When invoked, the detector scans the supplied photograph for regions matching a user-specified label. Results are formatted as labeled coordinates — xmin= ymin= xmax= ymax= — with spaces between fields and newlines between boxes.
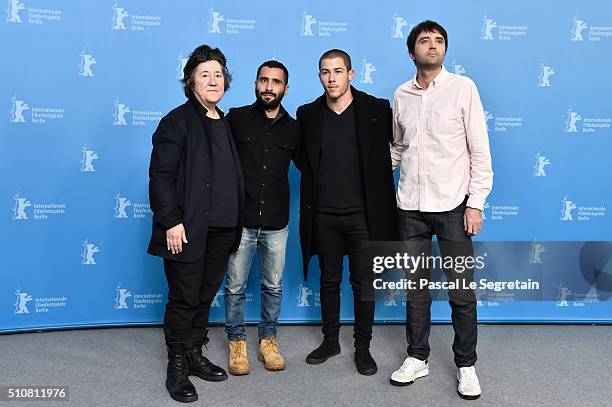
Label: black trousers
xmin=163 ymin=227 xmax=236 ymax=348
xmin=399 ymin=199 xmax=477 ymax=367
xmin=314 ymin=211 xmax=374 ymax=349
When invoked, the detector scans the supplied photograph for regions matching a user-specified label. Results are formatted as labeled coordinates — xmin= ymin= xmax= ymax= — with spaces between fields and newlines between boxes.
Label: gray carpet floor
xmin=1 ymin=325 xmax=610 ymax=407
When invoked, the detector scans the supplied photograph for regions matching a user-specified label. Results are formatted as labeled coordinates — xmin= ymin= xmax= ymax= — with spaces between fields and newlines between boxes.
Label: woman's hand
xmin=166 ymin=223 xmax=188 ymax=254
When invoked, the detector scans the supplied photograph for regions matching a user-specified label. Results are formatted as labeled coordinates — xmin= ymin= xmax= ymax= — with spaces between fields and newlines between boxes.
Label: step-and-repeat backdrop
xmin=2 ymin=0 xmax=611 ymax=332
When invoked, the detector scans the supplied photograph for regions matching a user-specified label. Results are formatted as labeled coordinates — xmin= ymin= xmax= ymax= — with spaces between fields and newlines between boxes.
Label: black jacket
xmin=297 ymin=87 xmax=399 ymax=279
xmin=227 ymin=102 xmax=301 ymax=229
xmin=147 ymin=97 xmax=245 ymax=263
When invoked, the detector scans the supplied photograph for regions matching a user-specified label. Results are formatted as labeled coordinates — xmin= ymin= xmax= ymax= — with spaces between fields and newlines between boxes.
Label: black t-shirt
xmin=316 ymin=103 xmax=364 ymax=214
xmin=207 ymin=117 xmax=238 ymax=227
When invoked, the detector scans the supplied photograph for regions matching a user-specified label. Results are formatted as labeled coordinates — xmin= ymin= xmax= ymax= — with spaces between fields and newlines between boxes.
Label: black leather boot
xmin=166 ymin=342 xmax=198 ymax=403
xmin=186 ymin=331 xmax=228 ymax=382
xmin=305 ymin=338 xmax=341 ymax=364
xmin=354 ymin=347 xmax=377 ymax=375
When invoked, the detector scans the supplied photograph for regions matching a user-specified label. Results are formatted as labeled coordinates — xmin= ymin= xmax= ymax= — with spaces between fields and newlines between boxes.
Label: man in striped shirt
xmin=389 ymin=20 xmax=493 ymax=400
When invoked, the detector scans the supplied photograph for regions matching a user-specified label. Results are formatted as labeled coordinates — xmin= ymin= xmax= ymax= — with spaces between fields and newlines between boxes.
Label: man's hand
xmin=166 ymin=223 xmax=188 ymax=254
xmin=464 ymin=207 xmax=483 ymax=236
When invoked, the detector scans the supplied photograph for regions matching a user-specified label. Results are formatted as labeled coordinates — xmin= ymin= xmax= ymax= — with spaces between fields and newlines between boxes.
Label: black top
xmin=157 ymin=105 xmax=240 ymax=230
xmin=227 ymin=102 xmax=301 ymax=230
xmin=206 ymin=116 xmax=239 ymax=227
xmin=296 ymin=87 xmax=400 ymax=278
xmin=316 ymin=103 xmax=364 ymax=214
xmin=148 ymin=97 xmax=246 ymax=262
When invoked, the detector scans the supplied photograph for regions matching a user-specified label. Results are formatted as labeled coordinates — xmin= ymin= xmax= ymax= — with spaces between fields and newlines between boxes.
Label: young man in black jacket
xmin=297 ymin=49 xmax=398 ymax=375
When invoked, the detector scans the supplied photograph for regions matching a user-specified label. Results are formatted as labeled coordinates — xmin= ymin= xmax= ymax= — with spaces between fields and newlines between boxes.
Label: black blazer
xmin=296 ymin=87 xmax=399 ymax=279
xmin=147 ymin=97 xmax=245 ymax=263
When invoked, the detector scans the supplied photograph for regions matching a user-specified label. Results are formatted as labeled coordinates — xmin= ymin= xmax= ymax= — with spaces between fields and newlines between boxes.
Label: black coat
xmin=296 ymin=87 xmax=399 ymax=279
xmin=147 ymin=97 xmax=245 ymax=263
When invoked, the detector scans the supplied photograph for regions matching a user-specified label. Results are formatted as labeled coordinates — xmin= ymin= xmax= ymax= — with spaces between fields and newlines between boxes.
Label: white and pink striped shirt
xmin=391 ymin=66 xmax=493 ymax=212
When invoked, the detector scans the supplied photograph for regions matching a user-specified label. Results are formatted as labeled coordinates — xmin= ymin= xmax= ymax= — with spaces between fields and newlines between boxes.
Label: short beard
xmin=414 ymin=55 xmax=444 ymax=70
xmin=256 ymin=90 xmax=285 ymax=110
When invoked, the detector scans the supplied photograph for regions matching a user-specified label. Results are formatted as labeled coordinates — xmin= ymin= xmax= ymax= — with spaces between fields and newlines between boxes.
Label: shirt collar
xmin=190 ymin=96 xmax=224 ymax=119
xmin=249 ymin=100 xmax=287 ymax=121
xmin=411 ymin=65 xmax=449 ymax=90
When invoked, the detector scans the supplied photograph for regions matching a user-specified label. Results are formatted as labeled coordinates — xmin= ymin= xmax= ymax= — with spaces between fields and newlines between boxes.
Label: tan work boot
xmin=258 ymin=337 xmax=285 ymax=371
xmin=228 ymin=339 xmax=249 ymax=375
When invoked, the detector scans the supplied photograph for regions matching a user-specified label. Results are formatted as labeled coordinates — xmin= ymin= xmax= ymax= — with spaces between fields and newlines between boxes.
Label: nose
xmin=209 ymin=75 xmax=218 ymax=86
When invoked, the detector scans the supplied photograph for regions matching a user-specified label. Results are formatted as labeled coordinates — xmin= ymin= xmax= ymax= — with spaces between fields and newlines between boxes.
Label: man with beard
xmin=224 ymin=60 xmax=300 ymax=375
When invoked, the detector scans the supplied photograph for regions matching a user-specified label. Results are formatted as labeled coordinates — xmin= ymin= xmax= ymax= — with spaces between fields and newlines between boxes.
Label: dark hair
xmin=318 ymin=49 xmax=352 ymax=71
xmin=256 ymin=60 xmax=289 ymax=84
xmin=181 ymin=45 xmax=232 ymax=98
xmin=406 ymin=20 xmax=448 ymax=56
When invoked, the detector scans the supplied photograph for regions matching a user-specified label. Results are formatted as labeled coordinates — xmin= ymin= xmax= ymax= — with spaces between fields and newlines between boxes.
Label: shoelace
xmin=173 ymin=356 xmax=189 ymax=382
xmin=230 ymin=341 xmax=247 ymax=359
xmin=460 ymin=367 xmax=479 ymax=385
xmin=399 ymin=357 xmax=420 ymax=372
xmin=188 ymin=348 xmax=206 ymax=363
xmin=261 ymin=338 xmax=280 ymax=355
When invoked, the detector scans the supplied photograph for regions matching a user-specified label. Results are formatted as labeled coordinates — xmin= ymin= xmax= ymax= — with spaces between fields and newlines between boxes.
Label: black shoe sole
xmin=390 ymin=378 xmax=414 ymax=386
xmin=169 ymin=394 xmax=198 ymax=403
xmin=356 ymin=366 xmax=377 ymax=376
xmin=189 ymin=370 xmax=228 ymax=382
xmin=305 ymin=348 xmax=341 ymax=365
xmin=228 ymin=370 xmax=250 ymax=376
xmin=166 ymin=385 xmax=198 ymax=403
xmin=457 ymin=390 xmax=481 ymax=400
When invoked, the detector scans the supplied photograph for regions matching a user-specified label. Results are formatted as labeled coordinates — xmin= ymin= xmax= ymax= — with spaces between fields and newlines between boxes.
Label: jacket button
xmin=204 ymin=210 xmax=208 ymax=215
xmin=262 ymin=165 xmax=267 ymax=170
xmin=205 ymin=183 xmax=210 ymax=187
xmin=206 ymin=154 xmax=211 ymax=159
xmin=307 ymin=204 xmax=312 ymax=209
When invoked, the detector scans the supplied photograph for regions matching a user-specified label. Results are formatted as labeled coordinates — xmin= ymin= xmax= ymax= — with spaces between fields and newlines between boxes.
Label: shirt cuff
xmin=466 ymin=195 xmax=485 ymax=211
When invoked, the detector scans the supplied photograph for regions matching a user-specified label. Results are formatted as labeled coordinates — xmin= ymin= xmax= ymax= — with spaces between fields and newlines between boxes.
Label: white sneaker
xmin=390 ymin=357 xmax=429 ymax=386
xmin=457 ymin=366 xmax=481 ymax=400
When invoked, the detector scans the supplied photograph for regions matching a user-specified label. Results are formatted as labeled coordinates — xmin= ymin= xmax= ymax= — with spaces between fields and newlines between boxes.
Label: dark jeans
xmin=163 ymin=227 xmax=236 ymax=348
xmin=399 ymin=199 xmax=477 ymax=367
xmin=314 ymin=211 xmax=374 ymax=349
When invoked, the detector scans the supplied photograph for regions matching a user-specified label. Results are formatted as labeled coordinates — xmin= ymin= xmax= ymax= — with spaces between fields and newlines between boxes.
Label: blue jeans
xmin=224 ymin=226 xmax=288 ymax=340
xmin=398 ymin=197 xmax=477 ymax=367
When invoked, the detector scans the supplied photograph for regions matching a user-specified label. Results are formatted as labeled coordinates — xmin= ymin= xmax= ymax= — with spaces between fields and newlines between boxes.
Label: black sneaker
xmin=354 ymin=348 xmax=377 ymax=375
xmin=305 ymin=340 xmax=340 ymax=364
